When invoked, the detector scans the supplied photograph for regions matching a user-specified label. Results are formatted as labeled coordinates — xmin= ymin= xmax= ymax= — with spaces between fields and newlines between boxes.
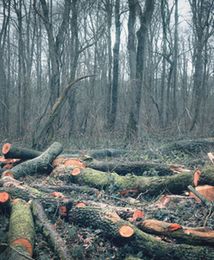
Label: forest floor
xmin=0 ymin=137 xmax=214 ymax=259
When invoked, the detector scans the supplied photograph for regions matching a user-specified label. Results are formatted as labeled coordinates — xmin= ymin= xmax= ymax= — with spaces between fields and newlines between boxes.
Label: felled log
xmin=32 ymin=183 xmax=100 ymax=196
xmin=3 ymin=142 xmax=63 ymax=179
xmin=2 ymin=143 xmax=41 ymax=160
xmin=87 ymin=160 xmax=189 ymax=176
xmin=8 ymin=199 xmax=34 ymax=259
xmin=0 ymin=191 xmax=11 ymax=213
xmin=87 ymin=149 xmax=127 ymax=159
xmin=138 ymin=219 xmax=214 ymax=246
xmin=31 ymin=200 xmax=71 ymax=260
xmin=68 ymin=206 xmax=214 ymax=260
xmin=159 ymin=138 xmax=214 ymax=155
xmin=69 ymin=166 xmax=214 ymax=196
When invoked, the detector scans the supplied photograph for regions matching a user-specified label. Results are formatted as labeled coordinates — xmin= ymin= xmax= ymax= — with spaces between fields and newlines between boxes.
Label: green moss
xmin=9 ymin=199 xmax=34 ymax=252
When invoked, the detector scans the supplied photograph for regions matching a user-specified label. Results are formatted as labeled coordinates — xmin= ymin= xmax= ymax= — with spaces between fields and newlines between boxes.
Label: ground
xmin=0 ymin=138 xmax=214 ymax=259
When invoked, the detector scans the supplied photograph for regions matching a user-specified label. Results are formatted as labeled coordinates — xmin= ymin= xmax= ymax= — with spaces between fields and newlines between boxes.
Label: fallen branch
xmin=32 ymin=75 xmax=95 ymax=149
xmin=87 ymin=160 xmax=189 ymax=176
xmin=3 ymin=142 xmax=63 ymax=179
xmin=2 ymin=143 xmax=41 ymax=160
xmin=31 ymin=200 xmax=72 ymax=260
xmin=188 ymin=185 xmax=212 ymax=206
xmin=138 ymin=219 xmax=214 ymax=246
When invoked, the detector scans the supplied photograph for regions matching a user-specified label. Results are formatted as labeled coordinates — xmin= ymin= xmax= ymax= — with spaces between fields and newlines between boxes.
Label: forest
xmin=0 ymin=0 xmax=214 ymax=259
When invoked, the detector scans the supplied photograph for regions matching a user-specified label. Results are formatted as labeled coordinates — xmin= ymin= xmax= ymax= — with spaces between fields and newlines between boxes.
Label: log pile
xmin=0 ymin=140 xmax=214 ymax=259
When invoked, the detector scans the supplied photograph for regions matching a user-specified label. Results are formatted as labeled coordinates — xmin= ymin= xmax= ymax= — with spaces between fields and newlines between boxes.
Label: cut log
xmin=159 ymin=138 xmax=214 ymax=155
xmin=0 ymin=191 xmax=11 ymax=213
xmin=8 ymin=199 xmax=34 ymax=258
xmin=87 ymin=149 xmax=127 ymax=159
xmin=2 ymin=143 xmax=41 ymax=160
xmin=69 ymin=166 xmax=214 ymax=196
xmin=3 ymin=142 xmax=63 ymax=179
xmin=68 ymin=206 xmax=214 ymax=260
xmin=138 ymin=219 xmax=214 ymax=246
xmin=31 ymin=200 xmax=72 ymax=260
xmin=31 ymin=183 xmax=100 ymax=196
xmin=87 ymin=160 xmax=189 ymax=176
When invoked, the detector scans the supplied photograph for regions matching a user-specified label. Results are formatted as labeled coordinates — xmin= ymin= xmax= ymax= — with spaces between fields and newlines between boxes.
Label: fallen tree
xmin=2 ymin=142 xmax=63 ymax=179
xmin=68 ymin=206 xmax=214 ymax=260
xmin=68 ymin=166 xmax=214 ymax=196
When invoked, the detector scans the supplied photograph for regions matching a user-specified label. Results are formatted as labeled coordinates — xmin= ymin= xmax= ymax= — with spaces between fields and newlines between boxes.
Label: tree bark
xmin=4 ymin=142 xmax=63 ymax=179
xmin=8 ymin=199 xmax=34 ymax=259
xmin=68 ymin=206 xmax=214 ymax=260
xmin=138 ymin=219 xmax=214 ymax=246
xmin=31 ymin=200 xmax=72 ymax=260
xmin=69 ymin=166 xmax=214 ymax=196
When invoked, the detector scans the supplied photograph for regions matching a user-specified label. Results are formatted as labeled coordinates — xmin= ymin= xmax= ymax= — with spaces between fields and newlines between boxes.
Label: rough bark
xmin=8 ymin=199 xmax=34 ymax=259
xmin=87 ymin=160 xmax=181 ymax=176
xmin=2 ymin=143 xmax=41 ymax=160
xmin=68 ymin=206 xmax=214 ymax=260
xmin=3 ymin=142 xmax=63 ymax=179
xmin=69 ymin=166 xmax=214 ymax=196
xmin=31 ymin=200 xmax=72 ymax=260
xmin=138 ymin=219 xmax=214 ymax=246
xmin=159 ymin=138 xmax=214 ymax=155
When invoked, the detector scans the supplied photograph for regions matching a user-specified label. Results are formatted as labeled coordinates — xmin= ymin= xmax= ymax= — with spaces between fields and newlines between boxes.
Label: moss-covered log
xmin=8 ymin=199 xmax=34 ymax=259
xmin=2 ymin=143 xmax=41 ymax=160
xmin=138 ymin=219 xmax=214 ymax=246
xmin=3 ymin=142 xmax=63 ymax=179
xmin=87 ymin=160 xmax=179 ymax=176
xmin=68 ymin=206 xmax=214 ymax=260
xmin=69 ymin=166 xmax=214 ymax=196
xmin=31 ymin=200 xmax=72 ymax=260
xmin=159 ymin=138 xmax=214 ymax=155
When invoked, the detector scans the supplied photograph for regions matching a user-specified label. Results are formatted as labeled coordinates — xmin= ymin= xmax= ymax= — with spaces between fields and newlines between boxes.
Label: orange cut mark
xmin=2 ymin=143 xmax=11 ymax=155
xmin=3 ymin=164 xmax=13 ymax=169
xmin=120 ymin=189 xmax=139 ymax=196
xmin=119 ymin=225 xmax=134 ymax=238
xmin=50 ymin=192 xmax=65 ymax=199
xmin=156 ymin=195 xmax=171 ymax=208
xmin=2 ymin=170 xmax=14 ymax=177
xmin=168 ymin=223 xmax=183 ymax=232
xmin=75 ymin=202 xmax=86 ymax=208
xmin=11 ymin=238 xmax=33 ymax=256
xmin=129 ymin=210 xmax=144 ymax=222
xmin=0 ymin=192 xmax=10 ymax=204
xmin=71 ymin=168 xmax=81 ymax=176
xmin=59 ymin=206 xmax=67 ymax=216
xmin=193 ymin=169 xmax=201 ymax=187
xmin=64 ymin=159 xmax=86 ymax=168
xmin=190 ymin=185 xmax=214 ymax=202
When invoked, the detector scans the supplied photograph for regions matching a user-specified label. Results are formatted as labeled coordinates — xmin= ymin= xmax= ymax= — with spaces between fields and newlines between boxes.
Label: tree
xmin=108 ymin=0 xmax=121 ymax=129
xmin=126 ymin=0 xmax=155 ymax=138
xmin=189 ymin=0 xmax=214 ymax=131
